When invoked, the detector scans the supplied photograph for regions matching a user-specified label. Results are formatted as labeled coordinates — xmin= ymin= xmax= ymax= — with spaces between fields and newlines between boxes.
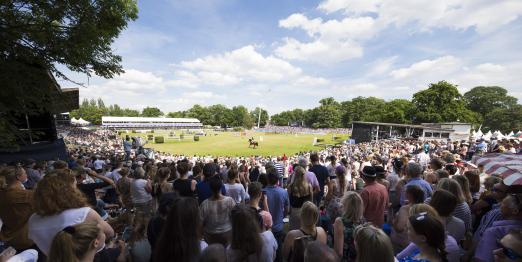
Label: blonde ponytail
xmin=48 ymin=222 xmax=100 ymax=262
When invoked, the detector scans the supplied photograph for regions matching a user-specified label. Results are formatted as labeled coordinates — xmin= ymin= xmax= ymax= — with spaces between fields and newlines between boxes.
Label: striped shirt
xmin=452 ymin=201 xmax=472 ymax=232
xmin=473 ymin=204 xmax=502 ymax=240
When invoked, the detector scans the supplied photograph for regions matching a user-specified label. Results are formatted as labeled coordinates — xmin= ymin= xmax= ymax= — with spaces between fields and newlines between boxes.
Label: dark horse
xmin=248 ymin=138 xmax=258 ymax=149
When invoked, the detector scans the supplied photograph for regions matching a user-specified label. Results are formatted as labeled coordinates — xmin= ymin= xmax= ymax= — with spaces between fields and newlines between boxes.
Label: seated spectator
xmin=0 ymin=167 xmax=35 ymax=250
xmin=474 ymin=194 xmax=522 ymax=262
xmin=48 ymin=222 xmax=106 ymax=262
xmin=398 ymin=213 xmax=448 ymax=262
xmin=333 ymin=191 xmax=364 ymax=260
xmin=227 ymin=205 xmax=277 ymax=262
xmin=287 ymin=166 xmax=313 ymax=230
xmin=493 ymin=229 xmax=522 ymax=262
xmin=283 ymin=201 xmax=327 ymax=262
xmin=173 ymin=161 xmax=197 ymax=197
xmin=28 ymin=170 xmax=114 ymax=256
xmin=303 ymin=241 xmax=339 ymax=262
xmin=391 ymin=184 xmax=426 ymax=252
xmin=200 ymin=176 xmax=235 ymax=246
xmin=248 ymin=182 xmax=272 ymax=231
xmin=354 ymin=225 xmax=395 ymax=262
xmin=429 ymin=189 xmax=465 ymax=242
xmin=225 ymin=168 xmax=249 ymax=204
xmin=154 ymin=197 xmax=207 ymax=262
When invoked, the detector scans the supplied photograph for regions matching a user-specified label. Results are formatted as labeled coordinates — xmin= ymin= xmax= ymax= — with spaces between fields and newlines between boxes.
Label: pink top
xmin=361 ymin=182 xmax=389 ymax=227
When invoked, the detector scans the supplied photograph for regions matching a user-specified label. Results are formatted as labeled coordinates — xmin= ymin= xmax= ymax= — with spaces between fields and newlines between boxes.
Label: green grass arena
xmin=121 ymin=131 xmax=349 ymax=156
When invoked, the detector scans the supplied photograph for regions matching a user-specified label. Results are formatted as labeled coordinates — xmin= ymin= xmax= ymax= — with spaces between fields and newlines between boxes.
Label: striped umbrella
xmin=472 ymin=153 xmax=522 ymax=186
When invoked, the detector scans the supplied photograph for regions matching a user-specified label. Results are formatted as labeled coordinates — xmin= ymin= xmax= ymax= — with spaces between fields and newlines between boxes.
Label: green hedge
xmin=194 ymin=136 xmax=200 ymax=141
xmin=180 ymin=134 xmax=184 ymax=139
xmin=147 ymin=135 xmax=153 ymax=140
xmin=154 ymin=136 xmax=164 ymax=143
xmin=317 ymin=139 xmax=325 ymax=143
xmin=233 ymin=127 xmax=243 ymax=132
xmin=150 ymin=130 xmax=154 ymax=133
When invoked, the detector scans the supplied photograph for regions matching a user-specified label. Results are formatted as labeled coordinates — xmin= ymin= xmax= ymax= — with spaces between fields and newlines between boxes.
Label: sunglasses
xmin=497 ymin=240 xmax=522 ymax=260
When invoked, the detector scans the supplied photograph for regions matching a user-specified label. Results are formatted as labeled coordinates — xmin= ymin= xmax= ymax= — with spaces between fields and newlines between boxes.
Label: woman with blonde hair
xmin=0 ymin=166 xmax=34 ymax=250
xmin=287 ymin=166 xmax=313 ymax=230
xmin=28 ymin=169 xmax=114 ymax=256
xmin=354 ymin=225 xmax=395 ymax=262
xmin=333 ymin=191 xmax=364 ymax=261
xmin=48 ymin=222 xmax=106 ymax=262
xmin=283 ymin=201 xmax=327 ymax=262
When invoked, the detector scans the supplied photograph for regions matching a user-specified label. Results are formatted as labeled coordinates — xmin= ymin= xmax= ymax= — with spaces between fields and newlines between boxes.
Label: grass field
xmin=122 ymin=131 xmax=349 ymax=156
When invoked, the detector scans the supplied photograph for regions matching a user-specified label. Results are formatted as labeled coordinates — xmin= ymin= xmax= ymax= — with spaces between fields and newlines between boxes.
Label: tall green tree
xmin=483 ymin=105 xmax=522 ymax=133
xmin=382 ymin=99 xmax=414 ymax=123
xmin=464 ymin=86 xmax=517 ymax=120
xmin=412 ymin=81 xmax=479 ymax=124
xmin=231 ymin=106 xmax=253 ymax=128
xmin=313 ymin=97 xmax=341 ymax=128
xmin=141 ymin=107 xmax=163 ymax=117
xmin=250 ymin=107 xmax=269 ymax=127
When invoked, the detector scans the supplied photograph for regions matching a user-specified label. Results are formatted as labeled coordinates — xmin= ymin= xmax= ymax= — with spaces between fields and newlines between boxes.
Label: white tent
xmin=77 ymin=118 xmax=90 ymax=126
xmin=483 ymin=130 xmax=492 ymax=141
xmin=70 ymin=117 xmax=79 ymax=124
xmin=493 ymin=131 xmax=504 ymax=140
xmin=508 ymin=131 xmax=515 ymax=137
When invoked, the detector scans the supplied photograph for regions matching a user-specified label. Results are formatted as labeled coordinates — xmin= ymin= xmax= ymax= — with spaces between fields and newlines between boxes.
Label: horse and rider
xmin=248 ymin=137 xmax=258 ymax=149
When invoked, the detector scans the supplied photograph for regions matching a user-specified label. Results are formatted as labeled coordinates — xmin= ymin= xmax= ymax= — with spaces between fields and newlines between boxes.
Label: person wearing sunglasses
xmin=475 ymin=194 xmax=522 ymax=262
xmin=493 ymin=229 xmax=522 ymax=262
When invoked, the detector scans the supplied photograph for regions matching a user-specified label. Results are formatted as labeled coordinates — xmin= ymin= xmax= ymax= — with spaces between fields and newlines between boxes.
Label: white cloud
xmin=277 ymin=0 xmax=522 ymax=64
xmin=170 ymin=45 xmax=328 ymax=88
xmin=275 ymin=14 xmax=377 ymax=63
xmin=390 ymin=56 xmax=462 ymax=79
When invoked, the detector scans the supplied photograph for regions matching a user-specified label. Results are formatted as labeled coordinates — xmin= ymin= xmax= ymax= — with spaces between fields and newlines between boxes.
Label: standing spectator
xmin=227 ymin=205 xmax=278 ymax=262
xmin=401 ymin=163 xmax=433 ymax=206
xmin=429 ymin=190 xmax=465 ymax=242
xmin=116 ymin=168 xmax=133 ymax=209
xmin=434 ymin=178 xmax=472 ymax=232
xmin=173 ymin=162 xmax=196 ymax=197
xmin=391 ymin=185 xmax=426 ymax=252
xmin=152 ymin=167 xmax=174 ymax=206
xmin=354 ymin=225 xmax=395 ymax=262
xmin=224 ymin=168 xmax=249 ymax=204
xmin=74 ymin=168 xmax=116 ymax=218
xmin=474 ymin=194 xmax=522 ymax=262
xmin=127 ymin=217 xmax=152 ymax=262
xmin=28 ymin=170 xmax=114 ymax=256
xmin=325 ymin=165 xmax=348 ymax=223
xmin=47 ymin=222 xmax=107 ymax=262
xmin=398 ymin=213 xmax=448 ymax=262
xmin=0 ymin=167 xmax=34 ymax=250
xmin=200 ymin=176 xmax=235 ymax=246
xmin=248 ymin=182 xmax=272 ymax=231
xmin=296 ymin=158 xmax=320 ymax=194
xmin=287 ymin=166 xmax=313 ymax=230
xmin=23 ymin=159 xmax=41 ymax=190
xmin=282 ymin=202 xmax=327 ymax=262
xmin=123 ymin=136 xmax=132 ymax=161
xmin=197 ymin=163 xmax=226 ymax=205
xmin=130 ymin=168 xmax=153 ymax=220
xmin=327 ymin=156 xmax=338 ymax=178
xmin=263 ymin=169 xmax=289 ymax=262
xmin=333 ymin=191 xmax=364 ymax=261
xmin=360 ymin=166 xmax=389 ymax=227
xmin=303 ymin=241 xmax=339 ymax=262
xmin=309 ymin=153 xmax=330 ymax=206
xmin=453 ymin=175 xmax=473 ymax=206
xmin=154 ymin=197 xmax=207 ymax=262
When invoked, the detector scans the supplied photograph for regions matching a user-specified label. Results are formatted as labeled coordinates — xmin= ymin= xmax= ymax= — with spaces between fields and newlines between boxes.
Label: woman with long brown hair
xmin=325 ymin=165 xmax=348 ymax=222
xmin=28 ymin=169 xmax=114 ymax=256
xmin=287 ymin=166 xmax=313 ymax=230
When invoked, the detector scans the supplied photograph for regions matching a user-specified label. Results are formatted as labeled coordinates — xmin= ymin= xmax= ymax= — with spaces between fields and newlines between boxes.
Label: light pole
xmin=257 ymin=107 xmax=262 ymax=128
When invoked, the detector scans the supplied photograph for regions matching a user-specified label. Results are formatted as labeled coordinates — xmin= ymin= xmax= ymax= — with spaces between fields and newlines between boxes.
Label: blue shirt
xmin=196 ymin=180 xmax=226 ymax=204
xmin=400 ymin=177 xmax=433 ymax=205
xmin=263 ymin=185 xmax=289 ymax=233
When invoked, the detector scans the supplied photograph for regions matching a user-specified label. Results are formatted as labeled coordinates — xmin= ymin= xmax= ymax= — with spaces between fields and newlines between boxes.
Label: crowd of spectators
xmin=1 ymin=126 xmax=521 ymax=262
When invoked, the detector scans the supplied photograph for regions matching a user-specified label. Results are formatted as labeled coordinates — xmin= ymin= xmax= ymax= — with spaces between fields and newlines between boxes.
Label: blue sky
xmin=64 ymin=0 xmax=522 ymax=114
